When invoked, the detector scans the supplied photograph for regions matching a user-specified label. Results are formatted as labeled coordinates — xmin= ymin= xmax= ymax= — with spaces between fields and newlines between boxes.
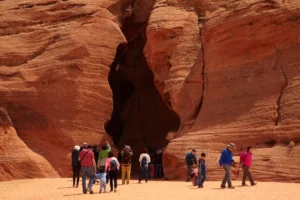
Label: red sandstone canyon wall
xmin=144 ymin=0 xmax=300 ymax=182
xmin=1 ymin=0 xmax=300 ymax=182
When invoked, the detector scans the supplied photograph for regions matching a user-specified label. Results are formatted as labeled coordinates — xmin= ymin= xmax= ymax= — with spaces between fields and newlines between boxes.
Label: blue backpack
xmin=110 ymin=159 xmax=117 ymax=170
xmin=141 ymin=156 xmax=147 ymax=167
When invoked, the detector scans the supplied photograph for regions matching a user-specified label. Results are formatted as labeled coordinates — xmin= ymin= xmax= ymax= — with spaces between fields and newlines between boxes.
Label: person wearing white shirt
xmin=138 ymin=148 xmax=151 ymax=183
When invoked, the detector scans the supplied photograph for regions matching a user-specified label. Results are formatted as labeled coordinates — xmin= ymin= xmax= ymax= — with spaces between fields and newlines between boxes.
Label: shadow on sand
xmin=57 ymin=187 xmax=74 ymax=189
xmin=63 ymin=193 xmax=82 ymax=197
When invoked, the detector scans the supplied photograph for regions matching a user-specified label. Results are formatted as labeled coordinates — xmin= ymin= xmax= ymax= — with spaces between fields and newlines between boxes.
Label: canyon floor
xmin=0 ymin=178 xmax=299 ymax=200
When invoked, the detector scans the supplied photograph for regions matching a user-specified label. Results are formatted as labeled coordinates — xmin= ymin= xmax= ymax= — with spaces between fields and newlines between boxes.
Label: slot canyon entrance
xmin=105 ymin=14 xmax=180 ymax=173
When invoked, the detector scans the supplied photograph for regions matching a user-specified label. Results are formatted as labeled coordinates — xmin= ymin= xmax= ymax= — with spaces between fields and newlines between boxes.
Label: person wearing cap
xmin=185 ymin=149 xmax=197 ymax=182
xmin=219 ymin=143 xmax=237 ymax=189
xmin=240 ymin=146 xmax=257 ymax=186
xmin=80 ymin=142 xmax=88 ymax=152
xmin=79 ymin=145 xmax=96 ymax=194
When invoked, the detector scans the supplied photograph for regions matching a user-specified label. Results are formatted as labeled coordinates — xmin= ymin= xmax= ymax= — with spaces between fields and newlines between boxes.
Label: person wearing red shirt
xmin=79 ymin=145 xmax=96 ymax=194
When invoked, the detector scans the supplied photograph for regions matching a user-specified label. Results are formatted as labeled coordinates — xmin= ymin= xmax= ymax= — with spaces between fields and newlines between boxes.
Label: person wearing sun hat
xmin=219 ymin=143 xmax=237 ymax=189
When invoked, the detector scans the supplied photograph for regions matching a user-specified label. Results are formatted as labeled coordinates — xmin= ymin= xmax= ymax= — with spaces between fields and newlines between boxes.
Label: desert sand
xmin=0 ymin=178 xmax=299 ymax=200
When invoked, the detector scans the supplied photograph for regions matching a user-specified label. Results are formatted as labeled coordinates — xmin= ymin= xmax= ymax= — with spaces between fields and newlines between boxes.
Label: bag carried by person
xmin=123 ymin=151 xmax=132 ymax=165
xmin=110 ymin=159 xmax=118 ymax=170
xmin=141 ymin=156 xmax=147 ymax=167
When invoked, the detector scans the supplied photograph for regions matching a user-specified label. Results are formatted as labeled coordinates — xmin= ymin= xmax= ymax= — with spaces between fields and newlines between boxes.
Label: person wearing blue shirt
xmin=185 ymin=149 xmax=197 ymax=182
xmin=197 ymin=153 xmax=207 ymax=188
xmin=219 ymin=143 xmax=237 ymax=189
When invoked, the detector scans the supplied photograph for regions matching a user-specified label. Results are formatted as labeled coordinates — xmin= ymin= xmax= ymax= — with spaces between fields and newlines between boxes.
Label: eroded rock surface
xmin=0 ymin=0 xmax=125 ymax=179
xmin=146 ymin=0 xmax=300 ymax=182
xmin=1 ymin=0 xmax=300 ymax=182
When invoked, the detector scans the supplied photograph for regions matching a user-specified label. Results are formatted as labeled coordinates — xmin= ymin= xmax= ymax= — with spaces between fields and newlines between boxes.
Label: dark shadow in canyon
xmin=105 ymin=14 xmax=180 ymax=173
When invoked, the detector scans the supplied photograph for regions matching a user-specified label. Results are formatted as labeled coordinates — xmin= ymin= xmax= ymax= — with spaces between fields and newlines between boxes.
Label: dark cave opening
xmin=104 ymin=13 xmax=180 ymax=173
xmin=105 ymin=43 xmax=135 ymax=145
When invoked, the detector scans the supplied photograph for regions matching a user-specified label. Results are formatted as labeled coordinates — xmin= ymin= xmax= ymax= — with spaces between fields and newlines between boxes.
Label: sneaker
xmin=138 ymin=181 xmax=141 ymax=184
xmin=110 ymin=190 xmax=113 ymax=192
xmin=251 ymin=183 xmax=257 ymax=186
xmin=228 ymin=186 xmax=235 ymax=189
xmin=114 ymin=189 xmax=117 ymax=193
xmin=220 ymin=185 xmax=226 ymax=189
xmin=99 ymin=189 xmax=102 ymax=194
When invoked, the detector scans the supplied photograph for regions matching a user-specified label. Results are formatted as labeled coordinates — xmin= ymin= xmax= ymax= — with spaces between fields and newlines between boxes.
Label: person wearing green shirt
xmin=97 ymin=141 xmax=111 ymax=183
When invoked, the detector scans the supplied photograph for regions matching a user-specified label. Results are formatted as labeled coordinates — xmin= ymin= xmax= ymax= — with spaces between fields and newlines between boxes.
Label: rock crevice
xmin=275 ymin=62 xmax=289 ymax=126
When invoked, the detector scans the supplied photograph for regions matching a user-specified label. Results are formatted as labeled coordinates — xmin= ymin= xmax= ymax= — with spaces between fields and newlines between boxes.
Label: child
xmin=191 ymin=167 xmax=198 ymax=186
xmin=198 ymin=153 xmax=207 ymax=188
xmin=95 ymin=168 xmax=107 ymax=193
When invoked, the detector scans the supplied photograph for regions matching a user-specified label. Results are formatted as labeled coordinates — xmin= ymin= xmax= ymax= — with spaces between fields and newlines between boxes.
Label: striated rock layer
xmin=0 ymin=0 xmax=125 ymax=180
xmin=145 ymin=0 xmax=300 ymax=182
xmin=1 ymin=0 xmax=300 ymax=182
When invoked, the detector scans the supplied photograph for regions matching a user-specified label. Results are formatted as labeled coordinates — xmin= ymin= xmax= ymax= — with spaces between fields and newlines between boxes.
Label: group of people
xmin=71 ymin=141 xmax=165 ymax=194
xmin=186 ymin=143 xmax=257 ymax=189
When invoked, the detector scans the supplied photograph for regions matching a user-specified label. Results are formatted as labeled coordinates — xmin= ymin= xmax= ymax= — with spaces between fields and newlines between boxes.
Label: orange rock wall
xmin=0 ymin=0 xmax=125 ymax=180
xmin=1 ymin=0 xmax=300 ymax=182
xmin=145 ymin=0 xmax=300 ymax=182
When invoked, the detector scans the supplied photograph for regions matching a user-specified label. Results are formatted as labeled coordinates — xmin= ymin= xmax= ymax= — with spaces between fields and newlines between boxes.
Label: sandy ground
xmin=0 ymin=178 xmax=300 ymax=200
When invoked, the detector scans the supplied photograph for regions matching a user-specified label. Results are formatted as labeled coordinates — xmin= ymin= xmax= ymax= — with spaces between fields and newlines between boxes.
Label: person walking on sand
xmin=97 ymin=141 xmax=111 ymax=183
xmin=197 ymin=153 xmax=207 ymax=188
xmin=121 ymin=145 xmax=133 ymax=184
xmin=95 ymin=167 xmax=108 ymax=193
xmin=107 ymin=152 xmax=120 ymax=192
xmin=79 ymin=145 xmax=96 ymax=194
xmin=185 ymin=149 xmax=197 ymax=182
xmin=71 ymin=145 xmax=81 ymax=188
xmin=240 ymin=146 xmax=257 ymax=186
xmin=219 ymin=143 xmax=237 ymax=189
xmin=138 ymin=148 xmax=151 ymax=183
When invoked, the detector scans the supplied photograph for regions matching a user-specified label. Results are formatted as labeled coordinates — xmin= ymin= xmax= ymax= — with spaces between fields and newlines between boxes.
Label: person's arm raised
xmin=106 ymin=141 xmax=111 ymax=151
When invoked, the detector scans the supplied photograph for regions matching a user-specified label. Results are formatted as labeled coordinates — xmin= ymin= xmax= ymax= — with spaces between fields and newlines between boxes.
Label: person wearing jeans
xmin=106 ymin=152 xmax=120 ymax=192
xmin=185 ymin=149 xmax=197 ymax=182
xmin=138 ymin=148 xmax=151 ymax=183
xmin=82 ymin=167 xmax=96 ymax=193
xmin=219 ymin=143 xmax=236 ymax=189
xmin=240 ymin=146 xmax=257 ymax=186
xmin=79 ymin=145 xmax=96 ymax=194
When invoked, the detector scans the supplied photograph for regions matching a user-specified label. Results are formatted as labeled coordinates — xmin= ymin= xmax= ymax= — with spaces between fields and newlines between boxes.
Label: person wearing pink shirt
xmin=106 ymin=152 xmax=120 ymax=192
xmin=240 ymin=146 xmax=257 ymax=186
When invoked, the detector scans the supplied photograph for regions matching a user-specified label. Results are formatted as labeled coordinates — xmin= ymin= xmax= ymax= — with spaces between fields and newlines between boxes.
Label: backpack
xmin=123 ymin=151 xmax=131 ymax=165
xmin=110 ymin=159 xmax=118 ymax=170
xmin=141 ymin=156 xmax=147 ymax=167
